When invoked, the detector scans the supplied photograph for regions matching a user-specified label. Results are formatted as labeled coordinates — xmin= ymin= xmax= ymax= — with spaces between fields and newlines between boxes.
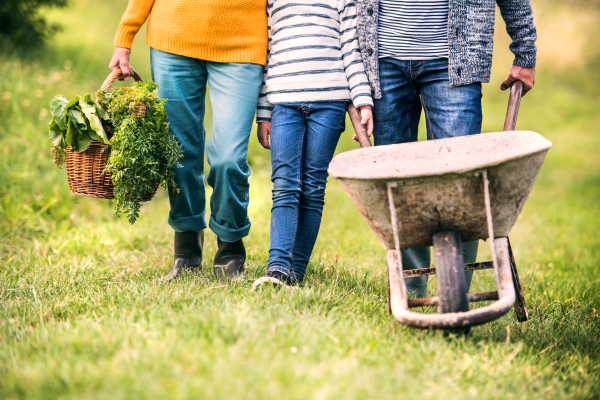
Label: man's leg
xmin=417 ymin=58 xmax=483 ymax=291
xmin=205 ymin=62 xmax=263 ymax=242
xmin=372 ymin=58 xmax=420 ymax=146
xmin=289 ymin=102 xmax=346 ymax=281
xmin=150 ymin=48 xmax=209 ymax=233
xmin=373 ymin=58 xmax=431 ymax=297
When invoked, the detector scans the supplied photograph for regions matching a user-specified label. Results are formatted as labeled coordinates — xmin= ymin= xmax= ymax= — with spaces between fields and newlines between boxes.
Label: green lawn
xmin=1 ymin=1 xmax=599 ymax=399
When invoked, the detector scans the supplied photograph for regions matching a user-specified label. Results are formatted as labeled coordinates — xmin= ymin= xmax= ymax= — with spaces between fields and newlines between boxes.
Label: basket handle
xmin=101 ymin=68 xmax=143 ymax=91
xmin=503 ymin=80 xmax=523 ymax=131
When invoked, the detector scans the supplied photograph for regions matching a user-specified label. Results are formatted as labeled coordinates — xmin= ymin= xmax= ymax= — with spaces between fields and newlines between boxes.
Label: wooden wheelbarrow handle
xmin=348 ymin=80 xmax=524 ymax=146
xmin=503 ymin=80 xmax=524 ymax=131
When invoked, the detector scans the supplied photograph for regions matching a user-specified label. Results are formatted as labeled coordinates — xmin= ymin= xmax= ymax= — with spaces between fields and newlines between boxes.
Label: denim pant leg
xmin=205 ymin=62 xmax=263 ymax=242
xmin=373 ymin=58 xmax=421 ymax=146
xmin=417 ymin=59 xmax=483 ymax=290
xmin=268 ymin=104 xmax=306 ymax=276
xmin=290 ymin=102 xmax=345 ymax=280
xmin=373 ymin=58 xmax=430 ymax=296
xmin=150 ymin=48 xmax=208 ymax=233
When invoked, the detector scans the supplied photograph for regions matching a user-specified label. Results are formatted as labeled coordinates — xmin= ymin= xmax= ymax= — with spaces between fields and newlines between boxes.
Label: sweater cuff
xmin=114 ymin=25 xmax=138 ymax=49
xmin=513 ymin=52 xmax=537 ymax=69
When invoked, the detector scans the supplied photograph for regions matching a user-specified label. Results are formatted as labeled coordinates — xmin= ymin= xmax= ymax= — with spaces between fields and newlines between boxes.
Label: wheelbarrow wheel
xmin=433 ymin=230 xmax=470 ymax=317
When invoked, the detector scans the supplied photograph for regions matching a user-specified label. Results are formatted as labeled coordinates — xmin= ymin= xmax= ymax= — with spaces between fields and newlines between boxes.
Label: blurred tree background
xmin=0 ymin=0 xmax=67 ymax=47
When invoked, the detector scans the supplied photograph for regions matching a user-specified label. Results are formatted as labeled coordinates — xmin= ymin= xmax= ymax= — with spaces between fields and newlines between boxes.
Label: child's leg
xmin=290 ymin=102 xmax=346 ymax=280
xmin=267 ymin=104 xmax=307 ymax=277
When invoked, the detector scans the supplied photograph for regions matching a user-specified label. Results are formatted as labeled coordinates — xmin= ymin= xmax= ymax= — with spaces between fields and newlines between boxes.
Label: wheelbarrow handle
xmin=348 ymin=104 xmax=372 ymax=148
xmin=350 ymin=79 xmax=523 ymax=145
xmin=503 ymin=80 xmax=523 ymax=131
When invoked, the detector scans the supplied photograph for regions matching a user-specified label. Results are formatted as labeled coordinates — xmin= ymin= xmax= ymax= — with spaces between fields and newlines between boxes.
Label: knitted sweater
xmin=354 ymin=0 xmax=537 ymax=98
xmin=256 ymin=0 xmax=374 ymax=122
xmin=114 ymin=0 xmax=268 ymax=65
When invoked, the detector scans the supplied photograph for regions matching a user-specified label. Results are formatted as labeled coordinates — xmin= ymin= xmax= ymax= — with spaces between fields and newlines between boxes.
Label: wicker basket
xmin=65 ymin=68 xmax=157 ymax=201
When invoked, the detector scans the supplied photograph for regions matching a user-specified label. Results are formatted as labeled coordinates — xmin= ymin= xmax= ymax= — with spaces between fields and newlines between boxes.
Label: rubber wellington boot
xmin=159 ymin=230 xmax=204 ymax=282
xmin=213 ymin=238 xmax=245 ymax=281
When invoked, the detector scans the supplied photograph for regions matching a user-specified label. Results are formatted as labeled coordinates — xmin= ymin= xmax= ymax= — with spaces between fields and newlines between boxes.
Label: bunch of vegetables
xmin=49 ymin=81 xmax=183 ymax=224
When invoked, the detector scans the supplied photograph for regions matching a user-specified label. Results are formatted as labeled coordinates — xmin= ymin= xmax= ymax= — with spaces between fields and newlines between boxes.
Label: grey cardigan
xmin=355 ymin=0 xmax=538 ymax=99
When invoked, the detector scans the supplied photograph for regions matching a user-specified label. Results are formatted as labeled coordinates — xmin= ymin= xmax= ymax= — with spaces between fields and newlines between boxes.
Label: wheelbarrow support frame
xmin=385 ymin=172 xmax=516 ymax=329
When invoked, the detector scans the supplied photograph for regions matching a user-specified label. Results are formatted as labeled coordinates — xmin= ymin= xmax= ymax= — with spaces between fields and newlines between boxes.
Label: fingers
xmin=120 ymin=57 xmax=131 ymax=81
xmin=500 ymin=75 xmax=516 ymax=91
xmin=366 ymin=117 xmax=374 ymax=137
xmin=257 ymin=123 xmax=271 ymax=149
xmin=352 ymin=134 xmax=358 ymax=142
xmin=108 ymin=54 xmax=120 ymax=72
xmin=359 ymin=108 xmax=374 ymax=137
xmin=522 ymin=73 xmax=535 ymax=96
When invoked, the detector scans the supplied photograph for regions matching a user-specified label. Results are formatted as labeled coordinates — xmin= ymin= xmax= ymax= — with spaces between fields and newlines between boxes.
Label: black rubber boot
xmin=213 ymin=237 xmax=245 ymax=281
xmin=159 ymin=230 xmax=204 ymax=282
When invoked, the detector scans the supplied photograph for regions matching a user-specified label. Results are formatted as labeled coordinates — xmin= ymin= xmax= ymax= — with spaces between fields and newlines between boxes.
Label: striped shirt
xmin=256 ymin=0 xmax=373 ymax=122
xmin=378 ymin=0 xmax=449 ymax=60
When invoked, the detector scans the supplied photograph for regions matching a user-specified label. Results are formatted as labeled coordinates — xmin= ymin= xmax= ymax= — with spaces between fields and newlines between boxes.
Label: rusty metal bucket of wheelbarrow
xmin=328 ymin=81 xmax=552 ymax=329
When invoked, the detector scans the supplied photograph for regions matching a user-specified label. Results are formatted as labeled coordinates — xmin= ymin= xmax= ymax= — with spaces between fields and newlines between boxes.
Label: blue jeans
xmin=150 ymin=48 xmax=263 ymax=242
xmin=373 ymin=58 xmax=482 ymax=297
xmin=268 ymin=102 xmax=346 ymax=281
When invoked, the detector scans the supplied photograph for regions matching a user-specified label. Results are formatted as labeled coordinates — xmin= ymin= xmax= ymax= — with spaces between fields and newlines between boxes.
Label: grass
xmin=1 ymin=0 xmax=599 ymax=398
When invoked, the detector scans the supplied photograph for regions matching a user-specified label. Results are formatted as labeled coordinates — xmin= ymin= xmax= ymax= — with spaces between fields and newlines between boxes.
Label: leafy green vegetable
xmin=96 ymin=81 xmax=183 ymax=224
xmin=48 ymin=92 xmax=111 ymax=166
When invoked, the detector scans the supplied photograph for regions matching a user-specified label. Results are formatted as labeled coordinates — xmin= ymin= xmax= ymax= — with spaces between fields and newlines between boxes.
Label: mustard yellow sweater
xmin=114 ymin=0 xmax=268 ymax=65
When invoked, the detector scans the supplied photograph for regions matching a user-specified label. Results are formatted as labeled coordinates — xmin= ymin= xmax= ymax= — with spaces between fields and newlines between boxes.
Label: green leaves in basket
xmin=48 ymin=93 xmax=109 ymax=166
xmin=96 ymin=81 xmax=183 ymax=224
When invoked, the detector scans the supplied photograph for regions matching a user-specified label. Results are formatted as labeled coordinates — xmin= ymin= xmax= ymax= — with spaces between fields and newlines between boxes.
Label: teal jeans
xmin=150 ymin=48 xmax=263 ymax=242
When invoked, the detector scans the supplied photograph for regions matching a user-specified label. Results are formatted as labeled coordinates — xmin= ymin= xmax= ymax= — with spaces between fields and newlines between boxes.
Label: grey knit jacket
xmin=355 ymin=0 xmax=538 ymax=99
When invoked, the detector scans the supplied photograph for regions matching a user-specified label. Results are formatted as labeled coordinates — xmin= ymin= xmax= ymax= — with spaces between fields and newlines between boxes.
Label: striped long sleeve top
xmin=256 ymin=0 xmax=373 ymax=122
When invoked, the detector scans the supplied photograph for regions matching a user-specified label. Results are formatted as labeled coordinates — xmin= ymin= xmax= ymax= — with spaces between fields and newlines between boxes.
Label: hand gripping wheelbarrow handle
xmin=347 ymin=104 xmax=372 ymax=148
xmin=348 ymin=80 xmax=524 ymax=147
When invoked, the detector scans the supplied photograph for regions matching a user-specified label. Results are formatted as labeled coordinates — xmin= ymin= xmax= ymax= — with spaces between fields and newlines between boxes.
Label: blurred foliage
xmin=0 ymin=0 xmax=67 ymax=47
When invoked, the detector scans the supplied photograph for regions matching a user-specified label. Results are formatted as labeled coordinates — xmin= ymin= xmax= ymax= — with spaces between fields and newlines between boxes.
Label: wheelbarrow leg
xmin=433 ymin=230 xmax=469 ymax=314
xmin=507 ymin=238 xmax=529 ymax=322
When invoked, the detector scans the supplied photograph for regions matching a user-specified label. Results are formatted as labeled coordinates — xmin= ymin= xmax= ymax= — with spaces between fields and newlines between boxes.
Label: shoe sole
xmin=250 ymin=277 xmax=298 ymax=292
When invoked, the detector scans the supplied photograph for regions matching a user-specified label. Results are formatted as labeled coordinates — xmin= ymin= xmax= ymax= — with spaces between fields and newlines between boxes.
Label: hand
xmin=352 ymin=107 xmax=374 ymax=142
xmin=108 ymin=47 xmax=133 ymax=81
xmin=501 ymin=65 xmax=535 ymax=96
xmin=257 ymin=121 xmax=271 ymax=149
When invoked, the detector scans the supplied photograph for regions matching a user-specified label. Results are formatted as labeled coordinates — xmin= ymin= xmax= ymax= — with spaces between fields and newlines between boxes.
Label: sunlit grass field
xmin=1 ymin=0 xmax=599 ymax=398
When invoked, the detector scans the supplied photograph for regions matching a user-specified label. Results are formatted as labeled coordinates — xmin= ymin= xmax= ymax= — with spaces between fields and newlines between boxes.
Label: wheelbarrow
xmin=328 ymin=82 xmax=552 ymax=329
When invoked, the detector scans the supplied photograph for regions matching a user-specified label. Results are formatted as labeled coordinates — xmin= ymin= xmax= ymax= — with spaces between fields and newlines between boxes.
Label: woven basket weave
xmin=65 ymin=68 xmax=157 ymax=201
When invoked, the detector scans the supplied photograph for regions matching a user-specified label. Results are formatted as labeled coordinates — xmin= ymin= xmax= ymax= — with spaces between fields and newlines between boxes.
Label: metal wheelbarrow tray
xmin=330 ymin=83 xmax=552 ymax=329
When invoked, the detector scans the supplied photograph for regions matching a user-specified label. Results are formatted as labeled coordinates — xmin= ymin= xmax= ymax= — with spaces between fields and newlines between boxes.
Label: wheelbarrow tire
xmin=433 ymin=230 xmax=470 ymax=315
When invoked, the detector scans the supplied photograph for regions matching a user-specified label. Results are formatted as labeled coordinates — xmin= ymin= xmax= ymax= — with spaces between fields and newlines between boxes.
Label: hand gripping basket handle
xmin=503 ymin=80 xmax=523 ymax=131
xmin=348 ymin=104 xmax=372 ymax=148
xmin=101 ymin=68 xmax=143 ymax=91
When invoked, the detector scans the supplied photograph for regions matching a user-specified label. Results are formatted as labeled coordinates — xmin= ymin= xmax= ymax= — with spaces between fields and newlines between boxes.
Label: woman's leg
xmin=289 ymin=102 xmax=346 ymax=281
xmin=205 ymin=62 xmax=263 ymax=242
xmin=150 ymin=49 xmax=209 ymax=233
xmin=267 ymin=104 xmax=307 ymax=277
